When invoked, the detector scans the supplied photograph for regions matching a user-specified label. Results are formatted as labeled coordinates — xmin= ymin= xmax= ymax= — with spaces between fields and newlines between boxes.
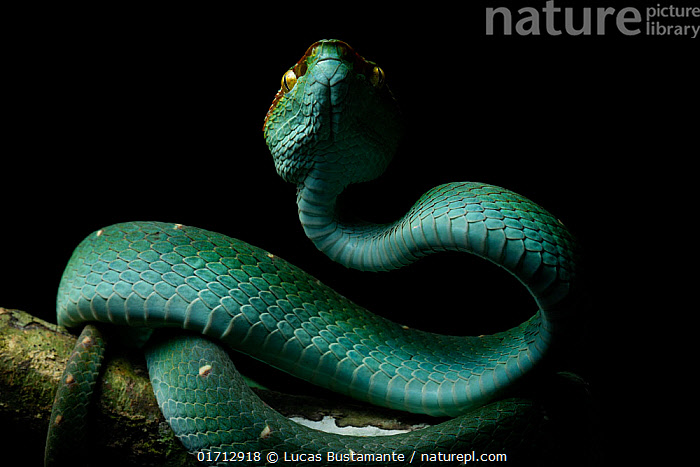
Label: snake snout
xmin=314 ymin=58 xmax=347 ymax=86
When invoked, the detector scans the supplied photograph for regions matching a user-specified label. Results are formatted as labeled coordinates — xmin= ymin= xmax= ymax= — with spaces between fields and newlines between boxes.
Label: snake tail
xmin=44 ymin=325 xmax=105 ymax=466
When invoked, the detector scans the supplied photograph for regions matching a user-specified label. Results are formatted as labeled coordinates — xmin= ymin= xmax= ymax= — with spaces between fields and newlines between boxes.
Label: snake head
xmin=263 ymin=40 xmax=402 ymax=188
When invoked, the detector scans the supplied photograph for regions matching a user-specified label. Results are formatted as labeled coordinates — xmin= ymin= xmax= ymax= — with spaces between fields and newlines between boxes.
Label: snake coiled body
xmin=45 ymin=40 xmax=579 ymax=466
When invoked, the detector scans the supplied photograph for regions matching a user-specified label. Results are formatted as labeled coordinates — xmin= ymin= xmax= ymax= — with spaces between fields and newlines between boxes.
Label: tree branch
xmin=0 ymin=308 xmax=193 ymax=466
xmin=0 ymin=308 xmax=433 ymax=466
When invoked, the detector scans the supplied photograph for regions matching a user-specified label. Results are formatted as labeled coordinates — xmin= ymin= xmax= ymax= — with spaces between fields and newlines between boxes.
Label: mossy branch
xmin=0 ymin=308 xmax=193 ymax=466
xmin=0 ymin=308 xmax=433 ymax=466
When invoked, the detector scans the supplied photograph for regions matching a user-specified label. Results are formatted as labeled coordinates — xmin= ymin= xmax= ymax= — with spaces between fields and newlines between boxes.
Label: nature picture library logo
xmin=485 ymin=1 xmax=700 ymax=38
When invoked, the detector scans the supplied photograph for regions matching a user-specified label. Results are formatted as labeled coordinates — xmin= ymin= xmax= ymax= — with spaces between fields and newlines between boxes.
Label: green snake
xmin=45 ymin=40 xmax=579 ymax=465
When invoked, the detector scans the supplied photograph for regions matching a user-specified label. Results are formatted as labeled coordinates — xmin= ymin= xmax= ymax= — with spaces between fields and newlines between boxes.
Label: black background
xmin=2 ymin=2 xmax=694 ymax=464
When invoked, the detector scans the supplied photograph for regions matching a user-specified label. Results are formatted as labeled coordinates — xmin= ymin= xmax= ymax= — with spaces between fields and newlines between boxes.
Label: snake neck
xmin=297 ymin=169 xmax=406 ymax=273
xmin=297 ymin=168 xmax=577 ymax=322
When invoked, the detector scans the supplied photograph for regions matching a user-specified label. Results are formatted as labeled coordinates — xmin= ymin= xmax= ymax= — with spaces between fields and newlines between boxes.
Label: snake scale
xmin=45 ymin=40 xmax=579 ymax=465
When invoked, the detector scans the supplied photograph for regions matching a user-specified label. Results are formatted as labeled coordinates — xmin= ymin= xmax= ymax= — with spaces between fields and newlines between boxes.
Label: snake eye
xmin=281 ymin=69 xmax=297 ymax=92
xmin=369 ymin=66 xmax=385 ymax=88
